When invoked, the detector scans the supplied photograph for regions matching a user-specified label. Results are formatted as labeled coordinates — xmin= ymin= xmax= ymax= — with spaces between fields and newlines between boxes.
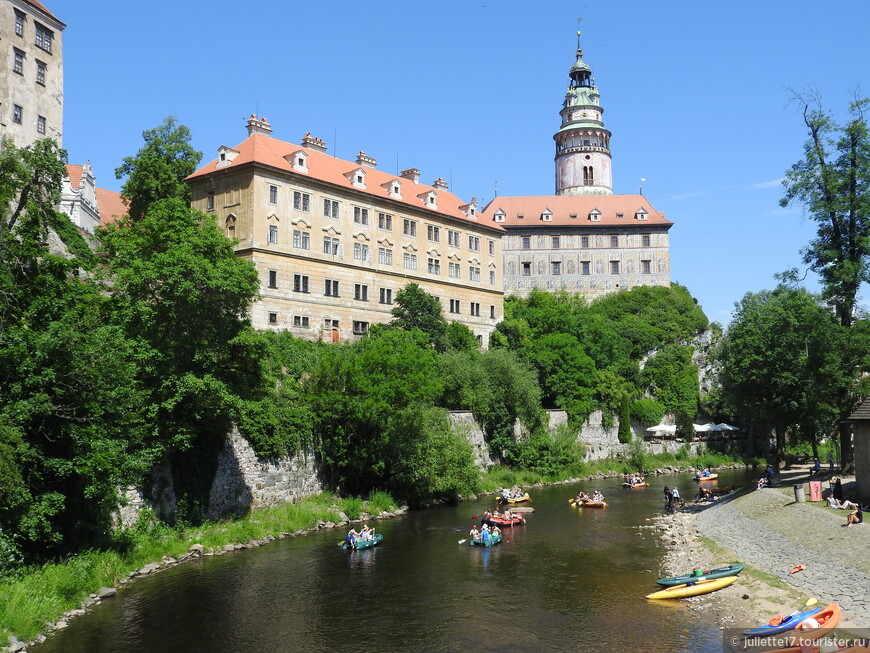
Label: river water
xmin=35 ymin=471 xmax=754 ymax=653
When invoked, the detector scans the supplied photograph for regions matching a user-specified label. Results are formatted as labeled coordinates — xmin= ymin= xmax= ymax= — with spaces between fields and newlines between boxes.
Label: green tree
xmin=99 ymin=198 xmax=262 ymax=522
xmin=525 ymin=333 xmax=597 ymax=420
xmin=390 ymin=283 xmax=448 ymax=351
xmin=115 ymin=117 xmax=202 ymax=221
xmin=446 ymin=321 xmax=479 ymax=351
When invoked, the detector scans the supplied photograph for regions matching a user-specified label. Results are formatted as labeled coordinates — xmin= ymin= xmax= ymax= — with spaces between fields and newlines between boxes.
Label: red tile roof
xmin=482 ymin=195 xmax=672 ymax=228
xmin=96 ymin=187 xmax=127 ymax=226
xmin=24 ymin=1 xmax=62 ymax=25
xmin=65 ymin=164 xmax=83 ymax=189
xmin=188 ymin=131 xmax=502 ymax=231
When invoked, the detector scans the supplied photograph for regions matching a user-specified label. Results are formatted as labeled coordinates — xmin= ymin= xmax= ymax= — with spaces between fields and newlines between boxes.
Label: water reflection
xmin=34 ymin=470 xmax=755 ymax=653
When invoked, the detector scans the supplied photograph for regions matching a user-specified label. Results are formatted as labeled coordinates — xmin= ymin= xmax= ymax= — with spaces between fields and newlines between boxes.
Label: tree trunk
xmin=839 ymin=421 xmax=854 ymax=474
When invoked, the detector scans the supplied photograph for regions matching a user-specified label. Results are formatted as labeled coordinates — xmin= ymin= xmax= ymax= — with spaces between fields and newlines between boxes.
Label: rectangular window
xmin=37 ymin=115 xmax=46 ymax=134
xmin=35 ymin=24 xmax=53 ymax=53
xmin=552 ymin=261 xmax=561 ymax=275
xmin=448 ymin=230 xmax=460 ymax=247
xmin=354 ymin=206 xmax=369 ymax=225
xmin=470 ymin=302 xmax=481 ymax=317
xmin=610 ymin=261 xmax=620 ymax=274
xmin=269 ymin=185 xmax=278 ymax=204
xmin=324 ymin=279 xmax=339 ymax=297
xmin=490 ymin=305 xmax=496 ymax=319
xmin=14 ymin=12 xmax=24 ymax=36
xmin=293 ymin=191 xmax=310 ymax=211
xmin=378 ymin=212 xmax=392 ymax=230
xmin=427 ymin=225 xmax=440 ymax=242
xmin=292 ymin=230 xmax=310 ymax=250
xmin=13 ymin=49 xmax=24 ymax=75
xmin=323 ymin=237 xmax=339 ymax=255
xmin=36 ymin=61 xmax=45 ymax=85
xmin=521 ymin=262 xmax=531 ymax=276
xmin=521 ymin=236 xmax=531 ymax=250
xmin=469 ymin=266 xmax=480 ymax=282
xmin=642 ymin=234 xmax=651 ymax=247
xmin=641 ymin=260 xmax=651 ymax=274
xmin=354 ymin=242 xmax=369 ymax=261
xmin=610 ymin=235 xmax=619 ymax=248
xmin=552 ymin=236 xmax=560 ymax=249
xmin=12 ymin=105 xmax=22 ymax=124
xmin=379 ymin=288 xmax=393 ymax=305
xmin=427 ymin=258 xmax=441 ymax=275
xmin=268 ymin=270 xmax=277 ymax=288
xmin=268 ymin=224 xmax=278 ymax=244
xmin=403 ymin=253 xmax=417 ymax=270
xmin=206 ymin=191 xmax=214 ymax=210
xmin=489 ymin=270 xmax=496 ymax=285
xmin=293 ymin=274 xmax=309 ymax=293
xmin=488 ymin=239 xmax=495 ymax=256
xmin=581 ymin=236 xmax=589 ymax=249
xmin=354 ymin=284 xmax=368 ymax=301
xmin=323 ymin=199 xmax=339 ymax=218
xmin=353 ymin=321 xmax=369 ymax=336
xmin=581 ymin=261 xmax=590 ymax=275
xmin=449 ymin=299 xmax=460 ymax=314
xmin=378 ymin=247 xmax=393 ymax=265
xmin=468 ymin=235 xmax=480 ymax=252
xmin=268 ymin=312 xmax=278 ymax=325
xmin=448 ymin=262 xmax=460 ymax=278
xmin=403 ymin=219 xmax=417 ymax=237
xmin=293 ymin=315 xmax=310 ymax=327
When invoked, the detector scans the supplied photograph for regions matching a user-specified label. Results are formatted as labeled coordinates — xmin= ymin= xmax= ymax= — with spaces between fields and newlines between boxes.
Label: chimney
xmin=246 ymin=114 xmax=272 ymax=136
xmin=400 ymin=168 xmax=420 ymax=185
xmin=355 ymin=151 xmax=377 ymax=169
xmin=301 ymin=132 xmax=328 ymax=153
xmin=432 ymin=177 xmax=449 ymax=191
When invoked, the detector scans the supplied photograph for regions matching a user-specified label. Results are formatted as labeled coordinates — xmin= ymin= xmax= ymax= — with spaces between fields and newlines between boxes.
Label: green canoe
xmin=342 ymin=533 xmax=383 ymax=550
xmin=655 ymin=563 xmax=744 ymax=587
xmin=469 ymin=533 xmax=503 ymax=547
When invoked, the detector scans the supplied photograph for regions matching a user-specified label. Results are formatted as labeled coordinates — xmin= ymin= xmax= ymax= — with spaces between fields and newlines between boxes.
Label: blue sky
xmin=60 ymin=1 xmax=869 ymax=325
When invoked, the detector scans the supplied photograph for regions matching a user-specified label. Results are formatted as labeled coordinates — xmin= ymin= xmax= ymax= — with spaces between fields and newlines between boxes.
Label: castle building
xmin=487 ymin=32 xmax=672 ymax=300
xmin=61 ymin=163 xmax=126 ymax=234
xmin=187 ymin=116 xmax=504 ymax=346
xmin=0 ymin=0 xmax=64 ymax=148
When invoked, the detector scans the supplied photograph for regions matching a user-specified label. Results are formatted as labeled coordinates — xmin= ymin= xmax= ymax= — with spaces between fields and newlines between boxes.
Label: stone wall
xmin=449 ymin=411 xmax=494 ymax=469
xmin=205 ymin=427 xmax=323 ymax=519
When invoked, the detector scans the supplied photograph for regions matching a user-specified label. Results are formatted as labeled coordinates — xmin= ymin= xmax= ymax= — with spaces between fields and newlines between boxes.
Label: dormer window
xmin=541 ymin=209 xmax=553 ymax=222
xmin=493 ymin=209 xmax=506 ymax=223
xmin=216 ymin=145 xmax=240 ymax=169
xmin=635 ymin=207 xmax=649 ymax=221
xmin=417 ymin=191 xmax=437 ymax=209
xmin=382 ymin=179 xmax=403 ymax=199
xmin=616 ymin=213 xmax=625 ymax=219
xmin=589 ymin=209 xmax=601 ymax=222
xmin=345 ymin=167 xmax=367 ymax=190
xmin=286 ymin=150 xmax=309 ymax=173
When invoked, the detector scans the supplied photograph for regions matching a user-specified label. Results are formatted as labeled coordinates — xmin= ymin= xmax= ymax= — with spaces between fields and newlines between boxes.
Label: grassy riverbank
xmin=0 ymin=491 xmax=397 ymax=645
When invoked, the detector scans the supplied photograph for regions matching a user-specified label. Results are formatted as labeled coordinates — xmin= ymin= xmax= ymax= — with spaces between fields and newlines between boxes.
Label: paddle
xmin=458 ymin=539 xmax=467 ymax=544
xmin=568 ymin=498 xmax=576 ymax=504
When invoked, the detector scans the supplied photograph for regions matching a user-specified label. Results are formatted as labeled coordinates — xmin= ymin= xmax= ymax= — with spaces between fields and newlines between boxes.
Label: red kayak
xmin=482 ymin=514 xmax=526 ymax=528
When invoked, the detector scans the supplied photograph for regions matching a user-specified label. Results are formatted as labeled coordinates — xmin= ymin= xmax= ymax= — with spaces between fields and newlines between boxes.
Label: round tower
xmin=554 ymin=31 xmax=613 ymax=196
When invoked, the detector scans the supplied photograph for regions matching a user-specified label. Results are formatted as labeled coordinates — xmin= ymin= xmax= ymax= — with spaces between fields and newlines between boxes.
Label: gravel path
xmin=695 ymin=484 xmax=870 ymax=626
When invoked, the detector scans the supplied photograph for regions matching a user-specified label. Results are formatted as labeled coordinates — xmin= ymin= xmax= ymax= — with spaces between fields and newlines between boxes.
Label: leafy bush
xmin=507 ymin=424 xmax=585 ymax=477
xmin=631 ymin=399 xmax=666 ymax=425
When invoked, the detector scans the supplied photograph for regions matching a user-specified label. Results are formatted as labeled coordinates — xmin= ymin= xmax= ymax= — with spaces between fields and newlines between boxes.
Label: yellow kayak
xmin=499 ymin=493 xmax=531 ymax=504
xmin=646 ymin=576 xmax=737 ymax=599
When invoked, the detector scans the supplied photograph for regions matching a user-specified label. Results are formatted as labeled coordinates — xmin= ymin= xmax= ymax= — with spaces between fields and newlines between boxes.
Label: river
xmin=34 ymin=470 xmax=754 ymax=652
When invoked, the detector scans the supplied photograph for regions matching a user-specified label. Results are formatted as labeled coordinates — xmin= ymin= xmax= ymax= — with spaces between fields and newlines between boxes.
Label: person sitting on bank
xmin=813 ymin=458 xmax=822 ymax=475
xmin=756 ymin=476 xmax=769 ymax=490
xmin=844 ymin=507 xmax=863 ymax=527
xmin=696 ymin=487 xmax=713 ymax=501
xmin=470 ymin=524 xmax=480 ymax=541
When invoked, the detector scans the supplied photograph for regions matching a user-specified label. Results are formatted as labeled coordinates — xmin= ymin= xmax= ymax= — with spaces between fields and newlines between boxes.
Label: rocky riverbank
xmin=650 ymin=466 xmax=869 ymax=649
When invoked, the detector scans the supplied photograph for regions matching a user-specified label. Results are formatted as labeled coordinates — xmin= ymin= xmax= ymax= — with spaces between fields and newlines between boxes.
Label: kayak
xmin=743 ymin=606 xmax=822 ymax=636
xmin=482 ymin=514 xmax=525 ymax=528
xmin=656 ymin=563 xmax=745 ymax=587
xmin=762 ymin=644 xmax=870 ymax=653
xmin=499 ymin=493 xmax=531 ymax=504
xmin=794 ymin=602 xmax=841 ymax=641
xmin=576 ymin=501 xmax=608 ymax=508
xmin=341 ymin=533 xmax=383 ymax=550
xmin=694 ymin=473 xmax=718 ymax=481
xmin=622 ymin=482 xmax=646 ymax=489
xmin=469 ymin=533 xmax=503 ymax=547
xmin=646 ymin=576 xmax=737 ymax=599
